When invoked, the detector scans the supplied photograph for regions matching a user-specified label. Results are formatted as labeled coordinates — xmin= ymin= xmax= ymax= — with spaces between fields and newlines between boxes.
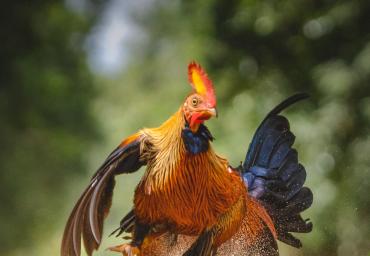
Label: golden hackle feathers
xmin=134 ymin=109 xmax=245 ymax=237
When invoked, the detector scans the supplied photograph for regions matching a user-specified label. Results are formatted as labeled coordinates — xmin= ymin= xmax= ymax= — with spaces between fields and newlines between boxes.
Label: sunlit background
xmin=1 ymin=0 xmax=369 ymax=255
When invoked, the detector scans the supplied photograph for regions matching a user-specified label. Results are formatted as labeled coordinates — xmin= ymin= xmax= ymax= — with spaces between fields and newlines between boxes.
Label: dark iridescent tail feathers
xmin=242 ymin=93 xmax=313 ymax=248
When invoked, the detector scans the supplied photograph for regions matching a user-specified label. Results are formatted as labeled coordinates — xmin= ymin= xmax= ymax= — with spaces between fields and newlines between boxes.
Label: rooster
xmin=61 ymin=62 xmax=313 ymax=256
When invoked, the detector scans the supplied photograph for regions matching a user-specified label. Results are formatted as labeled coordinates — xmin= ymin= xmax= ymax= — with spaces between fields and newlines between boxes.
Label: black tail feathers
xmin=242 ymin=93 xmax=313 ymax=248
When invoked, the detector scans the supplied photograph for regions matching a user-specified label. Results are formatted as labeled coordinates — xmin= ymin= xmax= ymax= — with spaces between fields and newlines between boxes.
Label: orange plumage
xmin=134 ymin=110 xmax=247 ymax=240
xmin=61 ymin=62 xmax=312 ymax=256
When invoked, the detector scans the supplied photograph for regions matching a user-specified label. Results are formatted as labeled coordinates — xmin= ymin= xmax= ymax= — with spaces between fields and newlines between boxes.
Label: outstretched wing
xmin=61 ymin=133 xmax=145 ymax=256
xmin=242 ymin=93 xmax=313 ymax=248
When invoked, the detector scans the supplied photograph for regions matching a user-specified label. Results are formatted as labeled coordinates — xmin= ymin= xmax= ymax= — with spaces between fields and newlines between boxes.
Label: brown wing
xmin=61 ymin=133 xmax=145 ymax=256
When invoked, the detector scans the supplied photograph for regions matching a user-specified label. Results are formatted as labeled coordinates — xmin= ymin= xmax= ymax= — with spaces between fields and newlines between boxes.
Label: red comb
xmin=187 ymin=61 xmax=216 ymax=107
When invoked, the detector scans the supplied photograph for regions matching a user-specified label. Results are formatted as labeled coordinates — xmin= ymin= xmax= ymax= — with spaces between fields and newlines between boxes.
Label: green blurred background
xmin=1 ymin=0 xmax=369 ymax=255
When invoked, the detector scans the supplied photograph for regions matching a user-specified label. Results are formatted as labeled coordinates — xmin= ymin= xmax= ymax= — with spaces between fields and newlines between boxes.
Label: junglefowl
xmin=61 ymin=62 xmax=313 ymax=256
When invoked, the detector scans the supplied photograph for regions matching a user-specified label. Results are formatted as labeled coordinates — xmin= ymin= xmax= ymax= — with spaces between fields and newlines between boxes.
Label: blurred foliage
xmin=0 ymin=1 xmax=99 ymax=255
xmin=1 ymin=0 xmax=370 ymax=256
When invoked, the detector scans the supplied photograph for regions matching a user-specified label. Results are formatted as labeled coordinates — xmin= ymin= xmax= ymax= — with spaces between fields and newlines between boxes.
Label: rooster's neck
xmin=143 ymin=108 xmax=214 ymax=155
xmin=135 ymin=109 xmax=245 ymax=231
xmin=182 ymin=122 xmax=214 ymax=154
xmin=138 ymin=108 xmax=217 ymax=192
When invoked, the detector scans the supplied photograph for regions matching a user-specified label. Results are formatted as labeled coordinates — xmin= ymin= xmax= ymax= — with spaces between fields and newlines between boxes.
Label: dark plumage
xmin=182 ymin=123 xmax=214 ymax=154
xmin=242 ymin=93 xmax=313 ymax=247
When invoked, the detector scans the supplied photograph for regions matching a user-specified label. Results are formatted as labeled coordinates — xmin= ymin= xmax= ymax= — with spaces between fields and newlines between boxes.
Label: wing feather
xmin=61 ymin=133 xmax=145 ymax=256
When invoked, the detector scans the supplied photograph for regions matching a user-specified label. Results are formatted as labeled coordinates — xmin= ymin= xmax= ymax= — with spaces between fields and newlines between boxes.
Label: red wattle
xmin=189 ymin=112 xmax=204 ymax=128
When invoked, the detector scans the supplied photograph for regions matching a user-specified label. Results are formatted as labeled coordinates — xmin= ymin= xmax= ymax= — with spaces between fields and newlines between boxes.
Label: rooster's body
xmin=61 ymin=62 xmax=312 ymax=256
xmin=135 ymin=110 xmax=247 ymax=238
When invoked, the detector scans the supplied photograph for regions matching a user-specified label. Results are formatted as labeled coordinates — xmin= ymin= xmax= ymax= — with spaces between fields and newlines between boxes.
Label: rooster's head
xmin=183 ymin=61 xmax=217 ymax=132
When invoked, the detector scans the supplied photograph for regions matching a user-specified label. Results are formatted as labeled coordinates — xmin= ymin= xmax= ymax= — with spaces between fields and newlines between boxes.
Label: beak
xmin=208 ymin=107 xmax=218 ymax=118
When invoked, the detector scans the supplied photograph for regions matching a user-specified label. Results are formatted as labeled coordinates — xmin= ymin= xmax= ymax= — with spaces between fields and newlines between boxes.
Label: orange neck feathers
xmin=135 ymin=109 xmax=245 ymax=234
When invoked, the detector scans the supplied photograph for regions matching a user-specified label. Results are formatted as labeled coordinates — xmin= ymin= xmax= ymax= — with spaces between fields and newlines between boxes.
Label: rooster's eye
xmin=191 ymin=98 xmax=199 ymax=107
